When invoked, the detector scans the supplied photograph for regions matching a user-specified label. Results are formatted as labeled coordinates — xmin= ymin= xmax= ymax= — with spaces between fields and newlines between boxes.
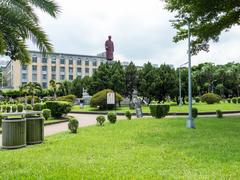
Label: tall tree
xmin=22 ymin=82 xmax=42 ymax=106
xmin=124 ymin=62 xmax=138 ymax=101
xmin=49 ymin=79 xmax=61 ymax=99
xmin=71 ymin=76 xmax=83 ymax=98
xmin=0 ymin=0 xmax=59 ymax=63
xmin=165 ymin=1 xmax=240 ymax=54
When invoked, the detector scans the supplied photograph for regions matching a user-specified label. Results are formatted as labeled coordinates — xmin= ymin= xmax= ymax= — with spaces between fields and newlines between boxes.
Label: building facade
xmin=5 ymin=51 xmax=107 ymax=89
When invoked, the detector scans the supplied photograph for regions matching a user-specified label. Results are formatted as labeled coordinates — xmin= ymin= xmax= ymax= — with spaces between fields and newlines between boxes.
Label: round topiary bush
xmin=68 ymin=118 xmax=79 ymax=133
xmin=125 ymin=111 xmax=132 ymax=120
xmin=227 ymin=98 xmax=231 ymax=103
xmin=96 ymin=115 xmax=106 ymax=126
xmin=17 ymin=104 xmax=24 ymax=112
xmin=107 ymin=112 xmax=117 ymax=124
xmin=232 ymin=97 xmax=237 ymax=104
xmin=45 ymin=101 xmax=72 ymax=118
xmin=149 ymin=104 xmax=170 ymax=118
xmin=238 ymin=97 xmax=240 ymax=104
xmin=33 ymin=103 xmax=46 ymax=111
xmin=200 ymin=93 xmax=221 ymax=104
xmin=25 ymin=104 xmax=33 ymax=111
xmin=216 ymin=110 xmax=223 ymax=118
xmin=42 ymin=109 xmax=51 ymax=120
xmin=12 ymin=105 xmax=17 ymax=112
xmin=195 ymin=97 xmax=200 ymax=103
xmin=192 ymin=108 xmax=198 ymax=119
xmin=90 ymin=89 xmax=123 ymax=110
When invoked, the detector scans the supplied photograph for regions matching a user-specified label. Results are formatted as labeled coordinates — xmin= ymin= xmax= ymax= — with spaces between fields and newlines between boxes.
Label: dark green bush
xmin=238 ymin=97 xmax=240 ymax=103
xmin=6 ymin=105 xmax=11 ymax=113
xmin=43 ymin=96 xmax=55 ymax=102
xmin=201 ymin=93 xmax=221 ymax=104
xmin=125 ymin=111 xmax=132 ymax=120
xmin=17 ymin=104 xmax=24 ymax=112
xmin=149 ymin=104 xmax=170 ymax=118
xmin=227 ymin=98 xmax=231 ymax=103
xmin=12 ymin=105 xmax=17 ymax=112
xmin=42 ymin=109 xmax=51 ymax=120
xmin=68 ymin=118 xmax=79 ymax=133
xmin=232 ymin=97 xmax=237 ymax=104
xmin=25 ymin=104 xmax=33 ymax=111
xmin=90 ymin=89 xmax=123 ymax=110
xmin=46 ymin=101 xmax=72 ymax=118
xmin=192 ymin=108 xmax=198 ymax=119
xmin=96 ymin=115 xmax=106 ymax=126
xmin=216 ymin=110 xmax=223 ymax=118
xmin=56 ymin=94 xmax=77 ymax=103
xmin=1 ymin=105 xmax=6 ymax=112
xmin=107 ymin=112 xmax=117 ymax=124
xmin=33 ymin=103 xmax=46 ymax=111
xmin=195 ymin=97 xmax=200 ymax=103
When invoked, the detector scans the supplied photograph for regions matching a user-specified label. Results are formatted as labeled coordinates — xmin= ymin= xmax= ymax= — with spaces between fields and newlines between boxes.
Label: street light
xmin=170 ymin=19 xmax=195 ymax=129
xmin=179 ymin=62 xmax=188 ymax=106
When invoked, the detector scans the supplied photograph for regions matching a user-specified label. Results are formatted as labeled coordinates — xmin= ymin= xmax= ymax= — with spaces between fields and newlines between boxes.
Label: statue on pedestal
xmin=105 ymin=36 xmax=114 ymax=61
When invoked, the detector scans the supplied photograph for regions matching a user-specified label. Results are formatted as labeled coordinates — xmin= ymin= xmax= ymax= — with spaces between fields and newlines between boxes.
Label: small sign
xmin=107 ymin=92 xmax=115 ymax=104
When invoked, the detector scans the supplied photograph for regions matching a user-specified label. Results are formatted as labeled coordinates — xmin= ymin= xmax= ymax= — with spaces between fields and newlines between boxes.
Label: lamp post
xmin=179 ymin=62 xmax=188 ymax=106
xmin=170 ymin=19 xmax=195 ymax=128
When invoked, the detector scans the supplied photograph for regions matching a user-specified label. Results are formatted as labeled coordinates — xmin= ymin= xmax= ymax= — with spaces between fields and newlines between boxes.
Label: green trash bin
xmin=26 ymin=111 xmax=44 ymax=145
xmin=1 ymin=113 xmax=26 ymax=149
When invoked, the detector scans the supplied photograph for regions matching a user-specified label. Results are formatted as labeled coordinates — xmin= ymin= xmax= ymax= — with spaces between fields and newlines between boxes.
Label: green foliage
xmin=17 ymin=104 xmax=24 ymax=112
xmin=6 ymin=105 xmax=11 ymax=113
xmin=107 ymin=112 xmax=117 ymax=124
xmin=68 ymin=118 xmax=79 ymax=133
xmin=232 ymin=98 xmax=237 ymax=104
xmin=125 ymin=111 xmax=132 ymax=120
xmin=195 ymin=97 xmax=200 ymax=103
xmin=42 ymin=109 xmax=51 ymax=120
xmin=201 ymin=93 xmax=221 ymax=104
xmin=90 ymin=89 xmax=123 ymax=110
xmin=2 ymin=90 xmax=21 ymax=98
xmin=71 ymin=76 xmax=83 ymax=98
xmin=56 ymin=94 xmax=76 ymax=103
xmin=96 ymin=116 xmax=106 ymax=126
xmin=238 ymin=98 xmax=240 ymax=104
xmin=46 ymin=101 xmax=72 ymax=118
xmin=12 ymin=105 xmax=17 ymax=112
xmin=1 ymin=105 xmax=7 ymax=112
xmin=25 ymin=104 xmax=33 ymax=111
xmin=192 ymin=108 xmax=198 ymax=119
xmin=33 ymin=103 xmax=46 ymax=111
xmin=227 ymin=99 xmax=231 ymax=103
xmin=149 ymin=104 xmax=170 ymax=118
xmin=216 ymin=110 xmax=223 ymax=118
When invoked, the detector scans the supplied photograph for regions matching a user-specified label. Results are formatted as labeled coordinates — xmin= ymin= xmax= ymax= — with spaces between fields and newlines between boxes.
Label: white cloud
xmin=28 ymin=0 xmax=240 ymax=67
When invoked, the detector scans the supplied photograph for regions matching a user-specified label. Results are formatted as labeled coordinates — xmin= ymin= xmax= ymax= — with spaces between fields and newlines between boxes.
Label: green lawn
xmin=72 ymin=103 xmax=240 ymax=113
xmin=1 ymin=116 xmax=240 ymax=178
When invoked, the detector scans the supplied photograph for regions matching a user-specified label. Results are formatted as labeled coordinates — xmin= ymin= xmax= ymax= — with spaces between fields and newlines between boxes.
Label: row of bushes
xmin=228 ymin=97 xmax=240 ymax=104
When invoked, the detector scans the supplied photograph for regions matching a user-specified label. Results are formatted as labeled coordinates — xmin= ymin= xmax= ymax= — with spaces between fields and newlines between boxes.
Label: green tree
xmin=81 ymin=76 xmax=92 ymax=91
xmin=165 ymin=1 xmax=240 ymax=54
xmin=124 ymin=62 xmax=138 ymax=101
xmin=0 ymin=0 xmax=59 ymax=63
xmin=49 ymin=80 xmax=61 ymax=99
xmin=22 ymin=82 xmax=42 ymax=106
xmin=71 ymin=76 xmax=83 ymax=98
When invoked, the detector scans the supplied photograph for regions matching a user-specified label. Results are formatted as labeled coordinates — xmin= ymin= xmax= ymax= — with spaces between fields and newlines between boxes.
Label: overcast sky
xmin=28 ymin=0 xmax=240 ymax=67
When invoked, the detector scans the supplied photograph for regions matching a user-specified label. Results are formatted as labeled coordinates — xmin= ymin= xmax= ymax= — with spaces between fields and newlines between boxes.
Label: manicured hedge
xmin=45 ymin=101 xmax=72 ymax=118
xmin=149 ymin=104 xmax=170 ymax=118
xmin=33 ymin=103 xmax=46 ymax=111
xmin=232 ymin=97 xmax=237 ymax=104
xmin=56 ymin=94 xmax=77 ymax=103
xmin=42 ymin=109 xmax=51 ymax=120
xmin=201 ymin=93 xmax=221 ymax=104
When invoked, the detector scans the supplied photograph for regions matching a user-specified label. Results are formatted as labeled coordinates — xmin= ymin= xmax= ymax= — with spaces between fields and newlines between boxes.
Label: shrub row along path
xmin=1 ymin=113 xmax=240 ymax=147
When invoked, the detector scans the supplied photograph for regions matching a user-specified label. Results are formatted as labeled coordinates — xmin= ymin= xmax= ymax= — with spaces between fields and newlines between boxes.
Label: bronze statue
xmin=105 ymin=36 xmax=114 ymax=61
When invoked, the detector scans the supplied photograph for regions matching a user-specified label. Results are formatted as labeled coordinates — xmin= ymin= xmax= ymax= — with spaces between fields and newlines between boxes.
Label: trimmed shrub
xmin=17 ymin=104 xmax=24 ymax=112
xmin=25 ymin=104 xmax=33 ymax=111
xmin=232 ymin=97 xmax=237 ymax=104
xmin=216 ymin=110 xmax=223 ymax=118
xmin=68 ymin=118 xmax=79 ymax=133
xmin=149 ymin=104 xmax=170 ymax=118
xmin=43 ymin=96 xmax=55 ymax=102
xmin=96 ymin=115 xmax=106 ymax=126
xmin=107 ymin=112 xmax=117 ymax=124
xmin=56 ymin=95 xmax=77 ymax=103
xmin=90 ymin=89 xmax=123 ymax=110
xmin=238 ymin=97 xmax=240 ymax=104
xmin=46 ymin=101 xmax=72 ymax=118
xmin=195 ymin=97 xmax=200 ymax=103
xmin=201 ymin=93 xmax=221 ymax=104
xmin=33 ymin=103 xmax=46 ymax=111
xmin=6 ymin=105 xmax=11 ymax=113
xmin=42 ymin=109 xmax=51 ymax=120
xmin=227 ymin=98 xmax=231 ymax=103
xmin=12 ymin=105 xmax=17 ymax=113
xmin=192 ymin=108 xmax=198 ymax=119
xmin=1 ymin=105 xmax=7 ymax=112
xmin=125 ymin=111 xmax=132 ymax=120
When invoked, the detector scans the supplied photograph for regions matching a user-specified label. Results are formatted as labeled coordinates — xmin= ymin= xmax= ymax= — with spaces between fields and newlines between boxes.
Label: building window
xmin=32 ymin=74 xmax=37 ymax=81
xmin=42 ymin=82 xmax=47 ymax=88
xmin=60 ymin=75 xmax=65 ymax=80
xmin=22 ymin=73 xmax=27 ymax=80
xmin=69 ymin=75 xmax=73 ymax=80
xmin=51 ymin=57 xmax=56 ymax=64
xmin=42 ymin=74 xmax=47 ymax=80
xmin=69 ymin=58 xmax=73 ymax=65
xmin=51 ymin=66 xmax=56 ymax=72
xmin=77 ymin=59 xmax=81 ymax=65
xmin=22 ymin=65 xmax=28 ymax=71
xmin=77 ymin=67 xmax=81 ymax=73
xmin=51 ymin=74 xmax=56 ymax=80
xmin=69 ymin=67 xmax=73 ymax=74
xmin=93 ymin=60 xmax=97 ymax=66
xmin=42 ymin=57 xmax=48 ymax=63
xmin=32 ymin=56 xmax=37 ymax=63
xmin=42 ymin=66 xmax=47 ymax=72
xmin=60 ymin=67 xmax=65 ymax=73
xmin=85 ymin=68 xmax=89 ymax=74
xmin=32 ymin=65 xmax=37 ymax=71
xmin=60 ymin=58 xmax=65 ymax=64
xmin=85 ymin=60 xmax=89 ymax=66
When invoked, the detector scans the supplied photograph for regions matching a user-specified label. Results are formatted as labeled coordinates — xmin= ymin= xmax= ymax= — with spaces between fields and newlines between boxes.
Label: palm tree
xmin=49 ymin=80 xmax=62 ymax=99
xmin=22 ymin=82 xmax=42 ymax=106
xmin=0 ymin=0 xmax=59 ymax=64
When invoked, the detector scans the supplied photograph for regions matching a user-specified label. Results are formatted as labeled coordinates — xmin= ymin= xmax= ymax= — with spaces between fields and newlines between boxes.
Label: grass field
xmin=1 ymin=116 xmax=240 ymax=179
xmin=72 ymin=103 xmax=240 ymax=113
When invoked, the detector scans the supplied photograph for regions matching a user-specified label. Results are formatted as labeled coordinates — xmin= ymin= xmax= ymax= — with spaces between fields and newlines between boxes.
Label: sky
xmin=27 ymin=0 xmax=240 ymax=67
